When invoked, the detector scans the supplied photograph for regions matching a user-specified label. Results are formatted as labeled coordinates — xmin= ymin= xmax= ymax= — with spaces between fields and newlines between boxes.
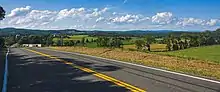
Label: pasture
xmin=158 ymin=45 xmax=220 ymax=63
xmin=53 ymin=35 xmax=97 ymax=41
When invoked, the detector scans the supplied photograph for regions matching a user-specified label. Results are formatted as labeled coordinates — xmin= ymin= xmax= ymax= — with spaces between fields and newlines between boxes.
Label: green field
xmin=53 ymin=35 xmax=97 ymax=41
xmin=158 ymin=45 xmax=220 ymax=63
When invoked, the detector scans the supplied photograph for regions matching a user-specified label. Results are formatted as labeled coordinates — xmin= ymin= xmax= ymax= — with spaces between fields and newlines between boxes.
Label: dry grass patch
xmin=50 ymin=46 xmax=220 ymax=80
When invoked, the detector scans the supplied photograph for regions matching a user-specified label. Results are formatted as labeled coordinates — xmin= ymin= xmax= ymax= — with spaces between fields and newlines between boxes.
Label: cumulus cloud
xmin=96 ymin=17 xmax=105 ymax=22
xmin=86 ymin=7 xmax=109 ymax=18
xmin=206 ymin=19 xmax=218 ymax=26
xmin=7 ymin=6 xmax=31 ymax=18
xmin=176 ymin=18 xmax=219 ymax=27
xmin=110 ymin=14 xmax=147 ymax=24
xmin=152 ymin=12 xmax=174 ymax=24
xmin=56 ymin=8 xmax=85 ymax=20
xmin=0 ymin=6 xmax=219 ymax=30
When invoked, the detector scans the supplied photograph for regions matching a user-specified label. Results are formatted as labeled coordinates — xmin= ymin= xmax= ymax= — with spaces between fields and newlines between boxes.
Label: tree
xmin=172 ymin=39 xmax=179 ymax=50
xmin=0 ymin=37 xmax=5 ymax=48
xmin=81 ymin=37 xmax=86 ymax=46
xmin=56 ymin=40 xmax=62 ymax=46
xmin=96 ymin=37 xmax=110 ymax=47
xmin=46 ymin=35 xmax=53 ymax=46
xmin=28 ymin=35 xmax=41 ymax=44
xmin=96 ymin=37 xmax=123 ymax=48
xmin=86 ymin=39 xmax=89 ymax=43
xmin=5 ymin=36 xmax=16 ymax=46
xmin=0 ymin=6 xmax=5 ymax=20
xmin=110 ymin=38 xmax=123 ymax=48
xmin=0 ymin=6 xmax=5 ymax=48
xmin=180 ymin=33 xmax=190 ymax=49
xmin=135 ymin=40 xmax=145 ymax=50
xmin=64 ymin=40 xmax=71 ymax=46
xmin=165 ymin=34 xmax=174 ymax=51
xmin=144 ymin=35 xmax=155 ymax=51
xmin=69 ymin=40 xmax=75 ymax=46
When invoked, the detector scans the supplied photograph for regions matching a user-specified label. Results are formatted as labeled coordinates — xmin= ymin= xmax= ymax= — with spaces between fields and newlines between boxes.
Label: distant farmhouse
xmin=22 ymin=44 xmax=42 ymax=47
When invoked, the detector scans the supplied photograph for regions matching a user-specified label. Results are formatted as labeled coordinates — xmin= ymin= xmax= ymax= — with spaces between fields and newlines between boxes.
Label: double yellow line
xmin=24 ymin=48 xmax=146 ymax=92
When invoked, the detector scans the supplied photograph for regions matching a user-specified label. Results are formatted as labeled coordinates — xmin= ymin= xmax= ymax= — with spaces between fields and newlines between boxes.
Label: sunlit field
xmin=158 ymin=45 xmax=220 ymax=63
xmin=53 ymin=35 xmax=97 ymax=41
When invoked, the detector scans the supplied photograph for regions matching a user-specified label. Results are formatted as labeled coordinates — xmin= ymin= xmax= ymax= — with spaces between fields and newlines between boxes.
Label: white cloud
xmin=206 ymin=19 xmax=218 ymax=26
xmin=96 ymin=17 xmax=105 ymax=22
xmin=7 ymin=6 xmax=31 ymax=18
xmin=86 ymin=7 xmax=109 ymax=18
xmin=177 ymin=18 xmax=206 ymax=26
xmin=152 ymin=12 xmax=173 ymax=24
xmin=0 ymin=6 xmax=219 ymax=30
xmin=56 ymin=8 xmax=85 ymax=20
xmin=110 ymin=14 xmax=146 ymax=24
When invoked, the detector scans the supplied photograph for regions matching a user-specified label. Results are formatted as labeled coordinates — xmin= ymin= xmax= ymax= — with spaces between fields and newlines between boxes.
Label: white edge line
xmin=42 ymin=48 xmax=220 ymax=84
xmin=2 ymin=48 xmax=9 ymax=92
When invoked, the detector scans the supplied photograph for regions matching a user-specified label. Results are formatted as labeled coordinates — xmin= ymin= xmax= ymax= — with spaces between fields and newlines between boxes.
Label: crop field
xmin=50 ymin=46 xmax=220 ymax=80
xmin=158 ymin=45 xmax=220 ymax=63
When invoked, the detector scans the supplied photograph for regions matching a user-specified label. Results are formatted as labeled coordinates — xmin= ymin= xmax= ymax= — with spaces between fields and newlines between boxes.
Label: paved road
xmin=4 ymin=48 xmax=220 ymax=92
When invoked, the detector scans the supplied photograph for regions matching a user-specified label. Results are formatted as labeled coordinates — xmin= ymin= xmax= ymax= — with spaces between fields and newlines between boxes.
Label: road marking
xmin=44 ymin=48 xmax=220 ymax=84
xmin=2 ymin=48 xmax=9 ymax=92
xmin=24 ymin=48 xmax=146 ymax=92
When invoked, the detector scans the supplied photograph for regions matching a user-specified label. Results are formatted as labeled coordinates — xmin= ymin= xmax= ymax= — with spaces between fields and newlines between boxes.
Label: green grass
xmin=158 ymin=45 xmax=220 ymax=63
xmin=69 ymin=35 xmax=96 ymax=40
xmin=85 ymin=42 xmax=98 ymax=48
xmin=53 ymin=35 xmax=97 ymax=41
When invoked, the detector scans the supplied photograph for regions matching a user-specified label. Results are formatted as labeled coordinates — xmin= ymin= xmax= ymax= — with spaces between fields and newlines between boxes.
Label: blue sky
xmin=0 ymin=0 xmax=220 ymax=31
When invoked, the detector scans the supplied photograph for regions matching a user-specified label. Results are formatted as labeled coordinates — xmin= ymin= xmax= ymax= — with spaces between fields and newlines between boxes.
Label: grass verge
xmin=49 ymin=46 xmax=220 ymax=80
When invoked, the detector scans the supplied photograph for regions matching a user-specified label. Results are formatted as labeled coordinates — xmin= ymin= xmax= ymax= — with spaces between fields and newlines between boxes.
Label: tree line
xmin=96 ymin=37 xmax=123 ymax=48
xmin=134 ymin=28 xmax=220 ymax=52
xmin=163 ymin=29 xmax=220 ymax=51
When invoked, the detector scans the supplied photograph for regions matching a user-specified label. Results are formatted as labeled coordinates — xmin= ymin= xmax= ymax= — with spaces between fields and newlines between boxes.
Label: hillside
xmin=0 ymin=28 xmax=82 ymax=36
xmin=0 ymin=28 xmax=198 ymax=37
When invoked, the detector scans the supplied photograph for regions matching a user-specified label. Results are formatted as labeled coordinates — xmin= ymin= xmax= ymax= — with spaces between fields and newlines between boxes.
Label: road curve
xmin=6 ymin=48 xmax=220 ymax=92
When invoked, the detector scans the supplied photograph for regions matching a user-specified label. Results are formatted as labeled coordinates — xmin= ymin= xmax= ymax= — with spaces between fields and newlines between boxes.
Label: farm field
xmin=50 ymin=46 xmax=220 ymax=80
xmin=157 ymin=45 xmax=220 ymax=63
xmin=53 ymin=35 xmax=167 ymax=50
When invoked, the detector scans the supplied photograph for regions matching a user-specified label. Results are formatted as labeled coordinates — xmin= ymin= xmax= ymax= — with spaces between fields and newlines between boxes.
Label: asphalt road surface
xmin=3 ymin=48 xmax=220 ymax=92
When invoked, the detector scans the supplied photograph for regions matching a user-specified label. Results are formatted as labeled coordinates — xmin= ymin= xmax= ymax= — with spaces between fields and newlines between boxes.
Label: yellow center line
xmin=24 ymin=48 xmax=146 ymax=92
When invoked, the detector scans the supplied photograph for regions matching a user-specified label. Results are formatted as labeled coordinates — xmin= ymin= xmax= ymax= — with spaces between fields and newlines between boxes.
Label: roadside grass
xmin=157 ymin=45 xmax=220 ymax=63
xmin=50 ymin=46 xmax=220 ymax=80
